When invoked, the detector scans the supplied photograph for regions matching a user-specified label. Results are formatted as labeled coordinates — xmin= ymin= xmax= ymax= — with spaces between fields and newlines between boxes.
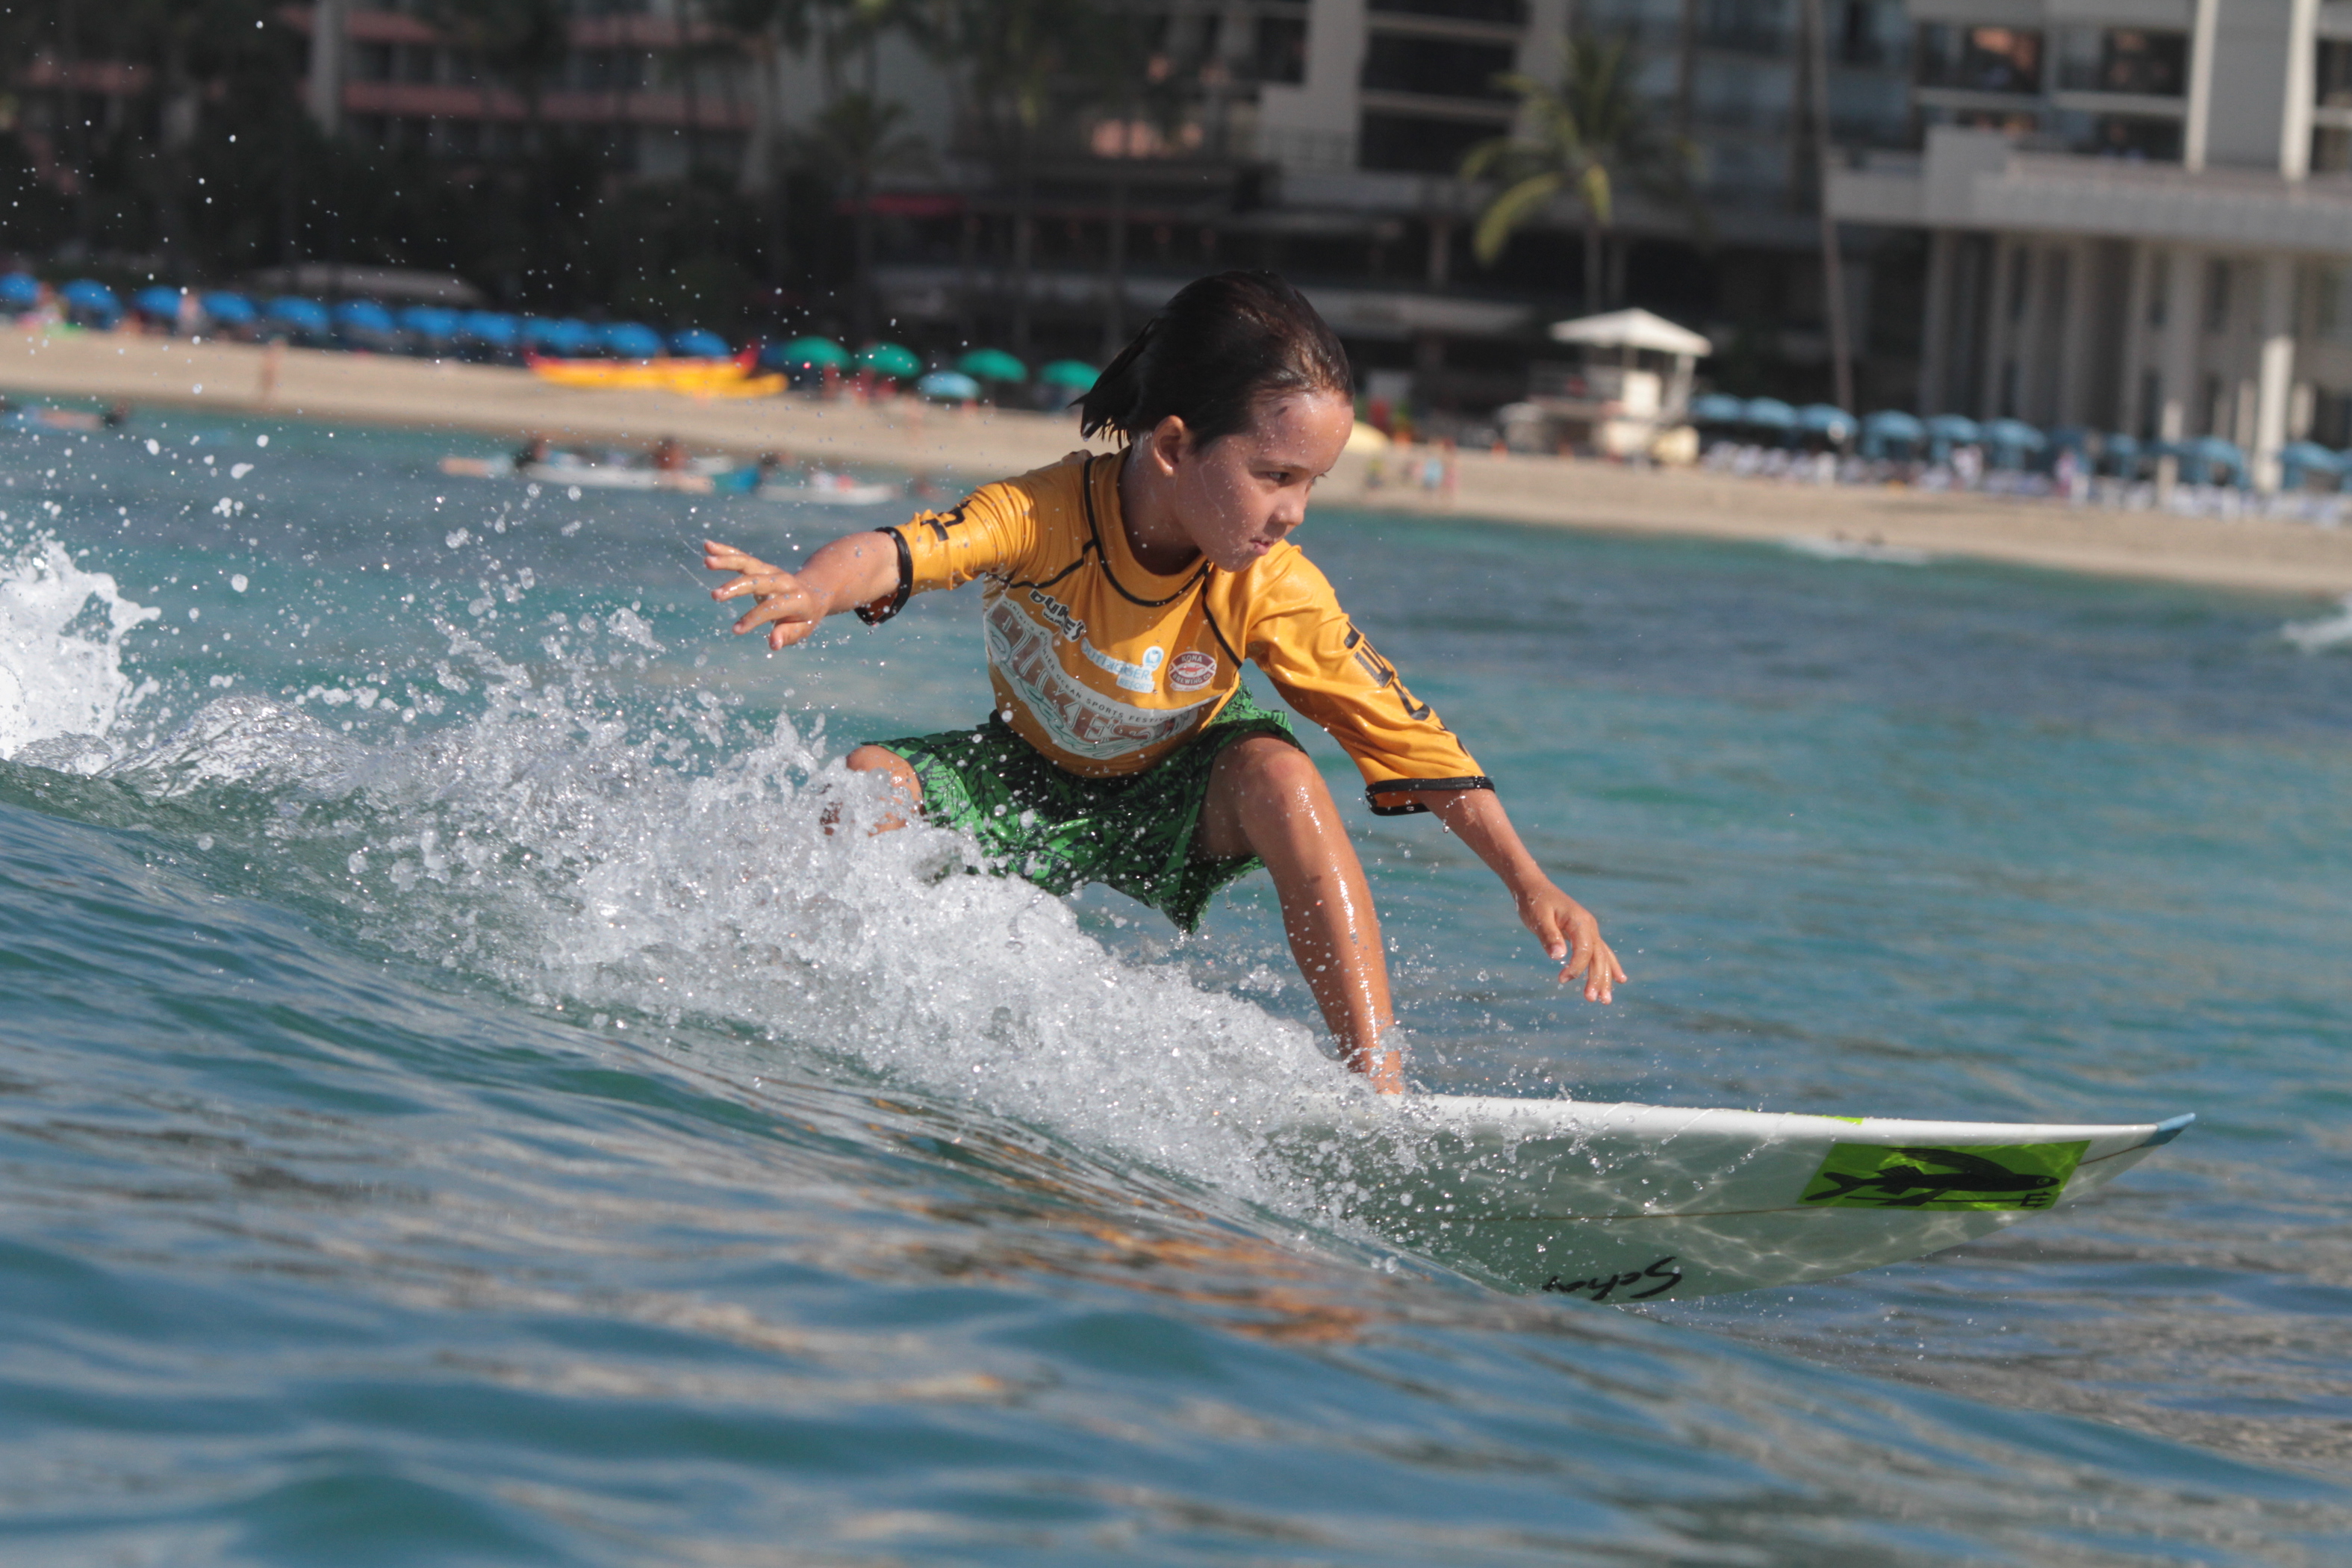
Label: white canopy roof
xmin=1547 ymin=308 xmax=1713 ymax=358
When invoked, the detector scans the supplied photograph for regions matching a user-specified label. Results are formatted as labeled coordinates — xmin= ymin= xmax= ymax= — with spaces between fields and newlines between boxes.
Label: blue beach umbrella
xmin=600 ymin=321 xmax=665 ymax=359
xmin=458 ymin=311 xmax=517 ymax=349
xmin=61 ymin=279 xmax=121 ymax=326
xmin=332 ymin=299 xmax=399 ymax=341
xmin=397 ymin=305 xmax=461 ymax=345
xmin=1924 ymin=413 xmax=1982 ymax=462
xmin=669 ymin=327 xmax=731 ymax=358
xmin=523 ymin=317 xmax=591 ymax=356
xmin=1687 ymin=392 xmax=1746 ymax=427
xmin=200 ymin=291 xmax=255 ymax=326
xmin=1796 ymin=403 xmax=1856 ymax=444
xmin=2177 ymin=435 xmax=2246 ymax=486
xmin=1741 ymin=397 xmax=1797 ymax=444
xmin=133 ymin=285 xmax=185 ymax=321
xmin=2097 ymin=432 xmax=2141 ymax=477
xmin=1980 ymin=417 xmax=2047 ymax=470
xmin=2279 ymin=440 xmax=2342 ymax=490
xmin=1858 ymin=408 xmax=1923 ymax=459
xmin=264 ymin=296 xmax=331 ymax=338
xmin=0 ymin=273 xmax=40 ymax=311
xmin=916 ymin=369 xmax=983 ymax=402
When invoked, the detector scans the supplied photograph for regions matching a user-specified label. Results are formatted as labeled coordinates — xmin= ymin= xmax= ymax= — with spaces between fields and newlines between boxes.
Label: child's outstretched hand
xmin=1517 ymin=882 xmax=1627 ymax=1004
xmin=706 ymin=539 xmax=824 ymax=650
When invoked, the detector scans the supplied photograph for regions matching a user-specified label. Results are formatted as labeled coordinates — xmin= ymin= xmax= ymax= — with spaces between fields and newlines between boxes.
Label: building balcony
xmin=1828 ymin=127 xmax=2352 ymax=251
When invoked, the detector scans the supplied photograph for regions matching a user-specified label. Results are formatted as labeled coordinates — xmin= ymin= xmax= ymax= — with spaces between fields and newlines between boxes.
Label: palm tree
xmin=799 ymin=90 xmax=930 ymax=342
xmin=1460 ymin=32 xmax=1699 ymax=314
xmin=931 ymin=0 xmax=1105 ymax=358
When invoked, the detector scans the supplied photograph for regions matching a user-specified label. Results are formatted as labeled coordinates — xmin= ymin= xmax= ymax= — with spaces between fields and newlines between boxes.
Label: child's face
xmin=1164 ymin=391 xmax=1353 ymax=571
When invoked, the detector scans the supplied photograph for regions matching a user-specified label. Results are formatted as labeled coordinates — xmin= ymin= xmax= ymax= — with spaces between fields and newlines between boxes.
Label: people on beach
xmin=702 ymin=271 xmax=1627 ymax=1089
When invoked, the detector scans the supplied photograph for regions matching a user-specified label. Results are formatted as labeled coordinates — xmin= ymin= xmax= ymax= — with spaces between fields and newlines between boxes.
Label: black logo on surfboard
xmin=1541 ymin=1254 xmax=1682 ymax=1302
xmin=1797 ymin=1141 xmax=2089 ymax=1210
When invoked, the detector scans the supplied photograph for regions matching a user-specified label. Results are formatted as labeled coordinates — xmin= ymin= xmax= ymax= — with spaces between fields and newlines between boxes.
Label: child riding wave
xmin=704 ymin=271 xmax=1624 ymax=1092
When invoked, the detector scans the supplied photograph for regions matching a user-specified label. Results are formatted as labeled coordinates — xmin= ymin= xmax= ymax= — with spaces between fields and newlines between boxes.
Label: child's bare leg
xmin=841 ymin=745 xmax=921 ymax=832
xmin=1196 ymin=736 xmax=1401 ymax=1091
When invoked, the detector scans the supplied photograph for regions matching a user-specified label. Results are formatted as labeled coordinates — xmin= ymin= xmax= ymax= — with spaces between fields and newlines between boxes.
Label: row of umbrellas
xmin=7 ymin=276 xmax=1103 ymax=395
xmin=1692 ymin=396 xmax=2345 ymax=485
xmin=767 ymin=337 xmax=1099 ymax=396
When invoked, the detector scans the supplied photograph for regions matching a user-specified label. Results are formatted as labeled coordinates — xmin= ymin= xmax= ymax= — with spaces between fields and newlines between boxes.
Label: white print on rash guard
xmin=983 ymin=600 xmax=1216 ymax=759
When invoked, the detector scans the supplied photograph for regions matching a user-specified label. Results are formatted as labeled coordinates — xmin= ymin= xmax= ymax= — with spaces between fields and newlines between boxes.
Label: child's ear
xmin=1145 ymin=416 xmax=1191 ymax=474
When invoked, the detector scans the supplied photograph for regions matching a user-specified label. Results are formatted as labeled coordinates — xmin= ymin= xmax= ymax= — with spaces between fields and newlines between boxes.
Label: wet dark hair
xmin=1077 ymin=270 xmax=1351 ymax=447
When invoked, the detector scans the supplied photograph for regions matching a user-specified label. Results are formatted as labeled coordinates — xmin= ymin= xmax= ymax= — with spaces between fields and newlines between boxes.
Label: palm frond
xmin=1472 ymin=172 xmax=1564 ymax=264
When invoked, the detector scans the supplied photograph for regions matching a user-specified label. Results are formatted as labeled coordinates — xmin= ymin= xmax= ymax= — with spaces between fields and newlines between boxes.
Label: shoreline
xmin=9 ymin=328 xmax=2352 ymax=600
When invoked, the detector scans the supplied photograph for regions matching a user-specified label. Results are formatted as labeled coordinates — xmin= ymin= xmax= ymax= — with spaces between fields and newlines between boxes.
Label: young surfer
xmin=703 ymin=271 xmax=1624 ymax=1092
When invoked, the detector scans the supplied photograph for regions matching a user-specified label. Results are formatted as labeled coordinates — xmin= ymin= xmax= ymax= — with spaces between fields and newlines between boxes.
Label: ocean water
xmin=0 ymin=414 xmax=2348 ymax=1565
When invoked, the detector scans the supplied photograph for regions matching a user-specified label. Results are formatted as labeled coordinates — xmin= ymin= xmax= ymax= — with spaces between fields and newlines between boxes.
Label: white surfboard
xmin=1283 ymin=1097 xmax=2193 ymax=1301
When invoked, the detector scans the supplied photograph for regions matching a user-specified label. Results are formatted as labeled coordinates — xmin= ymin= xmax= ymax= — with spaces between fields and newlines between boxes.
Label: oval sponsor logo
xmin=1167 ymin=650 xmax=1218 ymax=691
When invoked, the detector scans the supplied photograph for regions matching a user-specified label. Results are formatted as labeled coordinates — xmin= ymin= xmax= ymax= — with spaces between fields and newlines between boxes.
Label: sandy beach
xmin=9 ymin=326 xmax=2352 ymax=599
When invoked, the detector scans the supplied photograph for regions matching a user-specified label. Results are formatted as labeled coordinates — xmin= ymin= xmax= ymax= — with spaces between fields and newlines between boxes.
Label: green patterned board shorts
xmin=868 ymin=685 xmax=1301 ymax=933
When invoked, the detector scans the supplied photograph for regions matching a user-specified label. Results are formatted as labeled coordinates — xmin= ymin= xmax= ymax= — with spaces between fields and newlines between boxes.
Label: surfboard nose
xmin=2142 ymin=1113 xmax=2196 ymax=1147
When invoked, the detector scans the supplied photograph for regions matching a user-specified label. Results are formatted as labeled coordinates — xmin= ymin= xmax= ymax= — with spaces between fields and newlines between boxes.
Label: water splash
xmin=90 ymin=644 xmax=1376 ymax=1224
xmin=0 ymin=533 xmax=160 ymax=764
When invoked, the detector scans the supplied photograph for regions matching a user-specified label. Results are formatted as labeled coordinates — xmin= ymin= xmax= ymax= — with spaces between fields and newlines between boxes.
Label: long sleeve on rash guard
xmin=1239 ymin=550 xmax=1491 ymax=815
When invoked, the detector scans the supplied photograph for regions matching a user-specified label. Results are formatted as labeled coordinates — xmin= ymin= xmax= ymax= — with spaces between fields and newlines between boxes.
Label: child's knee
xmin=845 ymin=744 xmax=922 ymax=803
xmin=1225 ymin=735 xmax=1324 ymax=800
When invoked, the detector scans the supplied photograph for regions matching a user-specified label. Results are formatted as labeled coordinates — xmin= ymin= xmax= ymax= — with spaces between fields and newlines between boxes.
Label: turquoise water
xmin=1 ymin=415 xmax=2349 ymax=1564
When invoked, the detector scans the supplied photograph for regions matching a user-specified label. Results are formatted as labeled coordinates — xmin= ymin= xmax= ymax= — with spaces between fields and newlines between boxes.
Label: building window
xmin=2315 ymin=265 xmax=2352 ymax=343
xmin=1369 ymin=0 xmax=1526 ymax=22
xmin=1915 ymin=25 xmax=2043 ymax=94
xmin=1358 ymin=112 xmax=1501 ymax=173
xmin=352 ymin=43 xmax=393 ymax=84
xmin=2006 ymin=246 xmax=2031 ymax=322
xmin=2147 ymin=252 xmax=2168 ymax=326
xmin=2203 ymin=258 xmax=2231 ymax=332
xmin=2315 ymin=127 xmax=2352 ymax=173
xmin=2138 ymin=369 xmax=2162 ymax=440
xmin=1361 ymin=33 xmax=1518 ymax=101
xmin=2058 ymin=111 xmax=2183 ymax=161
xmin=2056 ymin=28 xmax=2187 ymax=96
xmin=1256 ymin=16 xmax=1307 ymax=85
xmin=2201 ymin=373 xmax=2226 ymax=436
xmin=2312 ymin=388 xmax=2352 ymax=448
xmin=2318 ymin=40 xmax=2352 ymax=107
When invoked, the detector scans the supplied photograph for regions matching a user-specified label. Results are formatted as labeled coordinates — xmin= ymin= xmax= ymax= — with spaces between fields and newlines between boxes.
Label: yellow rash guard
xmin=857 ymin=453 xmax=1492 ymax=815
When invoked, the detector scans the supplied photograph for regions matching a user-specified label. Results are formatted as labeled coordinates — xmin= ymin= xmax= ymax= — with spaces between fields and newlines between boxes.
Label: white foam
xmin=107 ymin=654 xmax=1378 ymax=1218
xmin=0 ymin=535 xmax=160 ymax=764
xmin=1781 ymin=535 xmax=1932 ymax=567
xmin=2281 ymin=593 xmax=2352 ymax=653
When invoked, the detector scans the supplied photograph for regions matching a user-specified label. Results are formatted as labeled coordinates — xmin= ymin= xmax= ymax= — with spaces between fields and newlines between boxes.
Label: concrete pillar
xmin=2157 ymin=245 xmax=2197 ymax=491
xmin=2253 ymin=254 xmax=2296 ymax=491
xmin=1982 ymin=236 xmax=2016 ymax=422
xmin=2183 ymin=0 xmax=2218 ymax=171
xmin=2118 ymin=243 xmax=2153 ymax=433
xmin=2285 ymin=0 xmax=2321 ymax=178
xmin=1917 ymin=229 xmax=1956 ymax=415
xmin=307 ymin=0 xmax=345 ymax=137
xmin=2056 ymin=242 xmax=2094 ymax=428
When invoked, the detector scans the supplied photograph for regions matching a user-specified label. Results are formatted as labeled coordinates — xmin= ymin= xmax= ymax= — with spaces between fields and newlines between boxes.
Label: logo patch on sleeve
xmin=1167 ymin=650 xmax=1219 ymax=691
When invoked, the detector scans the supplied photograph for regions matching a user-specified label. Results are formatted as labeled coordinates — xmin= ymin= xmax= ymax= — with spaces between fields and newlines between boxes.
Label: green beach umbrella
xmin=779 ymin=335 xmax=848 ymax=368
xmin=856 ymin=341 xmax=921 ymax=379
xmin=957 ymin=347 xmax=1027 ymax=383
xmin=1038 ymin=358 xmax=1098 ymax=392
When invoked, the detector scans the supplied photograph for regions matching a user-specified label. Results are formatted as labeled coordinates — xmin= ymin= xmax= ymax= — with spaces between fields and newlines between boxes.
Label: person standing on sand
xmin=703 ymin=271 xmax=1625 ymax=1092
